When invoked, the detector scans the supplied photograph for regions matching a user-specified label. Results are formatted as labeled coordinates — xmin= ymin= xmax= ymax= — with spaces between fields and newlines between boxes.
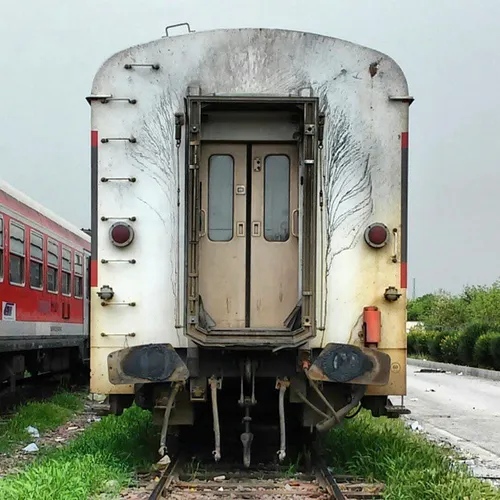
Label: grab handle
xmin=200 ymin=209 xmax=206 ymax=237
xmin=291 ymin=209 xmax=299 ymax=238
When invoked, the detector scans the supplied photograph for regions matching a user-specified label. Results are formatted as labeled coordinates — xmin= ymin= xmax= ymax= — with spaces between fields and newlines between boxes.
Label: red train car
xmin=0 ymin=180 xmax=90 ymax=388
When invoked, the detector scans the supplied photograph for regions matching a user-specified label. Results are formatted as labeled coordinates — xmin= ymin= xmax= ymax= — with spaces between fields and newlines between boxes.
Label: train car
xmin=0 ymin=180 xmax=91 ymax=388
xmin=87 ymin=25 xmax=412 ymax=465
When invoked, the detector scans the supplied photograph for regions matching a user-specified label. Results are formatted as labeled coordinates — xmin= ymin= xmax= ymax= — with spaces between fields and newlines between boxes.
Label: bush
xmin=407 ymin=329 xmax=435 ymax=356
xmin=419 ymin=330 xmax=437 ymax=356
xmin=407 ymin=329 xmax=422 ymax=355
xmin=458 ymin=323 xmax=490 ymax=366
xmin=428 ymin=330 xmax=448 ymax=359
xmin=440 ymin=332 xmax=462 ymax=364
xmin=473 ymin=333 xmax=498 ymax=368
xmin=490 ymin=335 xmax=500 ymax=371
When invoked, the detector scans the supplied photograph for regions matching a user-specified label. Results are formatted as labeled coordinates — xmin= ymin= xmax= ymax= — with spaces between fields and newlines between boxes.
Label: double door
xmin=199 ymin=143 xmax=299 ymax=329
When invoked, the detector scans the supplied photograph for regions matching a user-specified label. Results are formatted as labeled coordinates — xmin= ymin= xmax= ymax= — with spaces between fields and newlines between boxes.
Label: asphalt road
xmin=403 ymin=364 xmax=500 ymax=482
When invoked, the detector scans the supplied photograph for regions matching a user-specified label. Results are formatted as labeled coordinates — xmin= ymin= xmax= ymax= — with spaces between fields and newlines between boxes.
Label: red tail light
xmin=364 ymin=223 xmax=389 ymax=248
xmin=109 ymin=222 xmax=134 ymax=247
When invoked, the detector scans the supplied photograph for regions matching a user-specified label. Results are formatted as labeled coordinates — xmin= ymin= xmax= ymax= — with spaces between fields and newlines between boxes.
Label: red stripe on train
xmin=91 ymin=130 xmax=98 ymax=147
xmin=400 ymin=262 xmax=408 ymax=289
xmin=91 ymin=260 xmax=98 ymax=287
xmin=401 ymin=131 xmax=409 ymax=149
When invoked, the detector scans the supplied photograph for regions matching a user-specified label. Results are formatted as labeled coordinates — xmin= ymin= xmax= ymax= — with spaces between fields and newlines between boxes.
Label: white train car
xmin=87 ymin=25 xmax=412 ymax=465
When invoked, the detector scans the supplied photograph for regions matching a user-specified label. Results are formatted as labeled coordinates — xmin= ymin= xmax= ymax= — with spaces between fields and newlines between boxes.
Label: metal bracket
xmin=318 ymin=114 xmax=325 ymax=144
xmin=101 ymin=216 xmax=136 ymax=221
xmin=175 ymin=113 xmax=184 ymax=145
xmin=101 ymin=177 xmax=136 ymax=183
xmin=253 ymin=157 xmax=262 ymax=172
xmin=165 ymin=22 xmax=194 ymax=37
xmin=304 ymin=123 xmax=316 ymax=135
xmin=101 ymin=259 xmax=136 ymax=264
xmin=98 ymin=97 xmax=137 ymax=104
xmin=101 ymin=332 xmax=136 ymax=337
xmin=85 ymin=94 xmax=112 ymax=104
xmin=124 ymin=63 xmax=160 ymax=70
xmin=101 ymin=301 xmax=136 ymax=307
xmin=101 ymin=137 xmax=136 ymax=143
xmin=389 ymin=95 xmax=415 ymax=105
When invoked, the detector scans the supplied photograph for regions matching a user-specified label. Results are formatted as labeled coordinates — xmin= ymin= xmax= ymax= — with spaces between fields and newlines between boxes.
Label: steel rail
xmin=148 ymin=455 xmax=182 ymax=500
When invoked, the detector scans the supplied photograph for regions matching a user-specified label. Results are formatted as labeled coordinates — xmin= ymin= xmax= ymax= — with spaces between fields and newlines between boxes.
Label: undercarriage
xmin=108 ymin=347 xmax=407 ymax=467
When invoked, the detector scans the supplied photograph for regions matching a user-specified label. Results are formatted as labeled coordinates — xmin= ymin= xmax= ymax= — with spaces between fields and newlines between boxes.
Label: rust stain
xmin=369 ymin=62 xmax=379 ymax=78
xmin=226 ymin=297 xmax=231 ymax=313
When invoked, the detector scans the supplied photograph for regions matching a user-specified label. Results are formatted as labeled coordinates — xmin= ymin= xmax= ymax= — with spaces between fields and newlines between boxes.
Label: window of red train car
xmin=74 ymin=252 xmax=83 ymax=298
xmin=9 ymin=221 xmax=25 ymax=286
xmin=47 ymin=239 xmax=59 ymax=293
xmin=30 ymin=231 xmax=43 ymax=290
xmin=62 ymin=247 xmax=71 ymax=296
xmin=0 ymin=216 xmax=3 ymax=281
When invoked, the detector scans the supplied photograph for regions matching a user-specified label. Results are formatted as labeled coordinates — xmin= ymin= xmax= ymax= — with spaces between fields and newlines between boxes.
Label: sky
xmin=0 ymin=0 xmax=499 ymax=296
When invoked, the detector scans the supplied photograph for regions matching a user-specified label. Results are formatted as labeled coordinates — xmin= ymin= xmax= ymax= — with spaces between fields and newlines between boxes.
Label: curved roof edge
xmin=0 ymin=179 xmax=90 ymax=243
xmin=90 ymin=26 xmax=408 ymax=91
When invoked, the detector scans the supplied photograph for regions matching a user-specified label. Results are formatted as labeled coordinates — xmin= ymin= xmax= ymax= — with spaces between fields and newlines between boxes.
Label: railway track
xmin=148 ymin=452 xmax=385 ymax=499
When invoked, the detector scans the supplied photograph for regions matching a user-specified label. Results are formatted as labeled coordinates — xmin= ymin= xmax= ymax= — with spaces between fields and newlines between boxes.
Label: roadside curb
xmin=408 ymin=358 xmax=500 ymax=382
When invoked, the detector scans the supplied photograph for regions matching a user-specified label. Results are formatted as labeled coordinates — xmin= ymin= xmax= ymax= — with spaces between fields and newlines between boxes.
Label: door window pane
xmin=264 ymin=155 xmax=290 ymax=242
xmin=208 ymin=155 xmax=234 ymax=241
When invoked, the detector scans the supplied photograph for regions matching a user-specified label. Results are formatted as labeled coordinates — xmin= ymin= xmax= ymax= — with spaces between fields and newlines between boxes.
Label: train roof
xmin=90 ymin=26 xmax=406 ymax=88
xmin=0 ymin=179 xmax=90 ymax=244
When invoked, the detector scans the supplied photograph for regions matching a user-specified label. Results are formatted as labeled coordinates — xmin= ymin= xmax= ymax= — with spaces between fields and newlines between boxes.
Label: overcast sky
xmin=1 ymin=0 xmax=498 ymax=296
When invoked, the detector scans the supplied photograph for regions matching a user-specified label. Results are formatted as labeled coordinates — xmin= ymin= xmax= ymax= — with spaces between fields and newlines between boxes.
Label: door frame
xmin=185 ymin=95 xmax=319 ymax=348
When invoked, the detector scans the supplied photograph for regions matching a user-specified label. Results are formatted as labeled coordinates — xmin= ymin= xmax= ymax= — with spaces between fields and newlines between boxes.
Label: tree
xmin=407 ymin=294 xmax=439 ymax=322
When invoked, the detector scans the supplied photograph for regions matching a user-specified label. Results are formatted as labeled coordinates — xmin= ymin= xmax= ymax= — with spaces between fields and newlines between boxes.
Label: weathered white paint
xmin=89 ymin=28 xmax=408 ymax=356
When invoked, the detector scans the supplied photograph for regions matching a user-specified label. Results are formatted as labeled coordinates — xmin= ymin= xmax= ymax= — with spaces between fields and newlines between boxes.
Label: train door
xmin=198 ymin=143 xmax=298 ymax=330
xmin=250 ymin=144 xmax=298 ymax=328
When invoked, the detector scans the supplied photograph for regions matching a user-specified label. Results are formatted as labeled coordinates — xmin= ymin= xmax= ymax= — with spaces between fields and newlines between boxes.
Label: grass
xmin=0 ymin=391 xmax=85 ymax=452
xmin=2 ymin=395 xmax=498 ymax=499
xmin=0 ymin=405 xmax=159 ymax=500
xmin=325 ymin=410 xmax=500 ymax=499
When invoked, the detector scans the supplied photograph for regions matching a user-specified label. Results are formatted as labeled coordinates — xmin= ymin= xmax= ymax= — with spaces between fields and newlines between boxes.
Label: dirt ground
xmin=0 ymin=394 xmax=109 ymax=479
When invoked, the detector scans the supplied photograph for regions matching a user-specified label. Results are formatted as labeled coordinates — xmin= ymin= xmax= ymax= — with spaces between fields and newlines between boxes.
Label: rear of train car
xmin=88 ymin=26 xmax=412 ymax=464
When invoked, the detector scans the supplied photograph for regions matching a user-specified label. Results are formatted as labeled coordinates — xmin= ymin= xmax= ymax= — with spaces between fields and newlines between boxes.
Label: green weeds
xmin=0 ymin=391 xmax=84 ymax=452
xmin=0 ymin=404 xmax=158 ymax=500
xmin=326 ymin=410 xmax=500 ymax=499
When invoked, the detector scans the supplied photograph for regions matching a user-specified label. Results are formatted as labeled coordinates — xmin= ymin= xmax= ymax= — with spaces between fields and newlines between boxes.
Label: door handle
xmin=252 ymin=221 xmax=261 ymax=237
xmin=237 ymin=222 xmax=245 ymax=237
xmin=291 ymin=209 xmax=299 ymax=238
xmin=199 ymin=209 xmax=206 ymax=237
